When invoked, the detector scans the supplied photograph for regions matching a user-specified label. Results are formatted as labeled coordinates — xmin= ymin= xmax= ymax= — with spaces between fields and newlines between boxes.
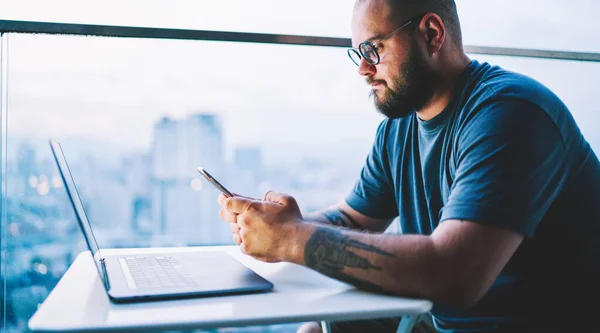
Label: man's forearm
xmin=284 ymin=222 xmax=441 ymax=300
xmin=304 ymin=208 xmax=364 ymax=230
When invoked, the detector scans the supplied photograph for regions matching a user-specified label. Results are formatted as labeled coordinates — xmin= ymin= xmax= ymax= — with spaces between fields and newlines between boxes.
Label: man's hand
xmin=218 ymin=191 xmax=303 ymax=262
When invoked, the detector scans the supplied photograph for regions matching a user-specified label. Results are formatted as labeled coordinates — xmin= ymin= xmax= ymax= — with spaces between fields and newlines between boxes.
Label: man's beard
xmin=369 ymin=41 xmax=436 ymax=119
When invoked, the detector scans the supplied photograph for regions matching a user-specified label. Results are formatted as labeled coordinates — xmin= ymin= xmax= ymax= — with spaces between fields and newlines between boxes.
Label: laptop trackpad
xmin=171 ymin=251 xmax=262 ymax=288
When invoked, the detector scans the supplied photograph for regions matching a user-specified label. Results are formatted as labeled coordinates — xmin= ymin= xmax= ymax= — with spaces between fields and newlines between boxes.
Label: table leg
xmin=320 ymin=320 xmax=332 ymax=333
xmin=396 ymin=315 xmax=420 ymax=333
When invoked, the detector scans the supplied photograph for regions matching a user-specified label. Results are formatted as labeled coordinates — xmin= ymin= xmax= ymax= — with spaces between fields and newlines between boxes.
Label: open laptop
xmin=49 ymin=139 xmax=273 ymax=303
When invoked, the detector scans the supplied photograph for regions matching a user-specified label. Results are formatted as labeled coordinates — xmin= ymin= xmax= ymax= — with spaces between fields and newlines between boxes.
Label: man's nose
xmin=358 ymin=58 xmax=376 ymax=77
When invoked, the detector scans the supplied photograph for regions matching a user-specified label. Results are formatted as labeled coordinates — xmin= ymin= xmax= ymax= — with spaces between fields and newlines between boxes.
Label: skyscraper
xmin=122 ymin=153 xmax=152 ymax=233
xmin=150 ymin=114 xmax=230 ymax=245
xmin=16 ymin=141 xmax=38 ymax=197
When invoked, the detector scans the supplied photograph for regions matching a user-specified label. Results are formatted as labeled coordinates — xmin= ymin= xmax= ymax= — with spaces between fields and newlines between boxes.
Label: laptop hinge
xmin=99 ymin=257 xmax=111 ymax=291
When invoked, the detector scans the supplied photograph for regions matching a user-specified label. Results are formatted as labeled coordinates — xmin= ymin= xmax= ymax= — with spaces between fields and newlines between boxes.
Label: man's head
xmin=351 ymin=0 xmax=463 ymax=118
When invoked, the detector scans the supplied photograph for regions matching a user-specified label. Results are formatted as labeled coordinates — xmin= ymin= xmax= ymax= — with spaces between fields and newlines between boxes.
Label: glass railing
xmin=1 ymin=18 xmax=599 ymax=333
xmin=1 ymin=30 xmax=382 ymax=333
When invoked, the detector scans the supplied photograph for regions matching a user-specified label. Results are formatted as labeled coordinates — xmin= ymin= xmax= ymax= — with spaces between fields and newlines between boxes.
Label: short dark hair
xmin=386 ymin=0 xmax=462 ymax=46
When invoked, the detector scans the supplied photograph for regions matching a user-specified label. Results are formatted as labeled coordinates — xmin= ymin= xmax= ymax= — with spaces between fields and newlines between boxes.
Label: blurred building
xmin=232 ymin=147 xmax=263 ymax=198
xmin=11 ymin=141 xmax=39 ymax=198
xmin=73 ymin=155 xmax=132 ymax=233
xmin=151 ymin=113 xmax=231 ymax=245
xmin=122 ymin=153 xmax=153 ymax=233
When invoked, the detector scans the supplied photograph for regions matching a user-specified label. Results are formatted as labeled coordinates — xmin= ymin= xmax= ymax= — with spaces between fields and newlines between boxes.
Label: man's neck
xmin=417 ymin=55 xmax=471 ymax=121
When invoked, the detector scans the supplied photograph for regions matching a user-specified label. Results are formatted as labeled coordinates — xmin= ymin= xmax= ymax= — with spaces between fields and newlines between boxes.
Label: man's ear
xmin=420 ymin=13 xmax=446 ymax=54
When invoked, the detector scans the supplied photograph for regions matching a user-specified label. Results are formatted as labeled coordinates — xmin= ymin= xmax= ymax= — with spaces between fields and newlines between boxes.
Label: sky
xmin=0 ymin=0 xmax=599 ymax=164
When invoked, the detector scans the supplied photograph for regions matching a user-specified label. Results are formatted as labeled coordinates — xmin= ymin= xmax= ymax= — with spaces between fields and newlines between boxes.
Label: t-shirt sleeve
xmin=345 ymin=120 xmax=398 ymax=219
xmin=439 ymin=100 xmax=569 ymax=238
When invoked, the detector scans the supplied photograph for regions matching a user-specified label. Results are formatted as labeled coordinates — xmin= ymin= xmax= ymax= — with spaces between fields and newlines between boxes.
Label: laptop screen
xmin=49 ymin=139 xmax=109 ymax=289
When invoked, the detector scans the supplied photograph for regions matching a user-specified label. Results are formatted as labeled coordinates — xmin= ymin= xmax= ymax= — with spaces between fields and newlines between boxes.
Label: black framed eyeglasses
xmin=347 ymin=15 xmax=422 ymax=66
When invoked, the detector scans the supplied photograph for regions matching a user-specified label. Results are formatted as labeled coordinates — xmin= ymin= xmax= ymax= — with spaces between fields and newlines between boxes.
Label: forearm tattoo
xmin=304 ymin=227 xmax=395 ymax=292
xmin=322 ymin=210 xmax=358 ymax=228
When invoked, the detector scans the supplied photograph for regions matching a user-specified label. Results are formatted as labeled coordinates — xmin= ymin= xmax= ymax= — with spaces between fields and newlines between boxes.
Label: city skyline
xmin=6 ymin=110 xmax=365 ymax=244
xmin=1 ymin=110 xmax=363 ymax=332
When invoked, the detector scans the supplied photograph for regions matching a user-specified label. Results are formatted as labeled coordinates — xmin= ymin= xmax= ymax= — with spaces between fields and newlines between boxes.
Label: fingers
xmin=219 ymin=192 xmax=259 ymax=205
xmin=262 ymin=190 xmax=273 ymax=201
xmin=232 ymin=233 xmax=242 ymax=245
xmin=219 ymin=194 xmax=249 ymax=221
xmin=218 ymin=193 xmax=228 ymax=207
xmin=264 ymin=190 xmax=296 ymax=206
xmin=229 ymin=222 xmax=241 ymax=245
xmin=220 ymin=194 xmax=246 ymax=247
xmin=223 ymin=196 xmax=255 ymax=214
xmin=219 ymin=208 xmax=237 ymax=224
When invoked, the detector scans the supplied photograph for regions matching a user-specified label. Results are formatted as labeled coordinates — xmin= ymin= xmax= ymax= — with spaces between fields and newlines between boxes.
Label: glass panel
xmin=4 ymin=32 xmax=383 ymax=332
xmin=458 ymin=0 xmax=599 ymax=53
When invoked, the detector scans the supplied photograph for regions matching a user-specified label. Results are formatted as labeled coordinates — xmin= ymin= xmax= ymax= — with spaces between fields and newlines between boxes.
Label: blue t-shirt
xmin=346 ymin=60 xmax=600 ymax=331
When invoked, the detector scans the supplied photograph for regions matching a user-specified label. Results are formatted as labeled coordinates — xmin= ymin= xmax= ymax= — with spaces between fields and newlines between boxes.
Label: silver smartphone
xmin=197 ymin=167 xmax=234 ymax=198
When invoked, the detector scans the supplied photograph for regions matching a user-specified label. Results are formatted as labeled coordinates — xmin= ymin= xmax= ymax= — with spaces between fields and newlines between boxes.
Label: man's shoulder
xmin=466 ymin=61 xmax=562 ymax=110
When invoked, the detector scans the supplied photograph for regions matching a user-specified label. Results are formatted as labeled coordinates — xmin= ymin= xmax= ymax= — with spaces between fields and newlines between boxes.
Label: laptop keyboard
xmin=124 ymin=256 xmax=199 ymax=289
